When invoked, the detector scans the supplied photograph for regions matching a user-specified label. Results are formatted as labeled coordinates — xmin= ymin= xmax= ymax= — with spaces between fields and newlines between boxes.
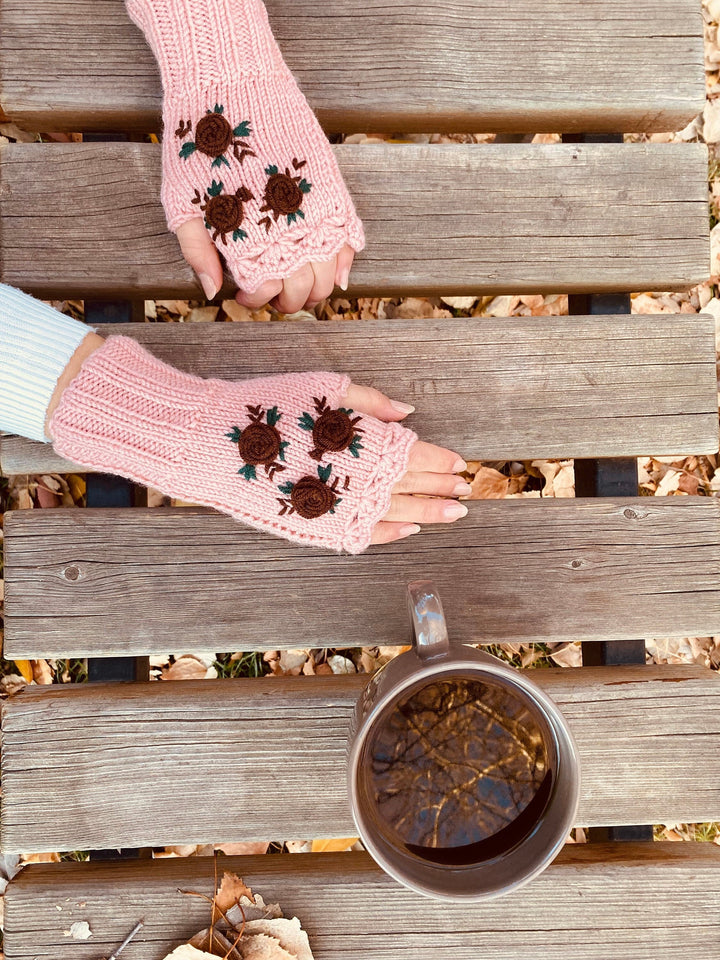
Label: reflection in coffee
xmin=365 ymin=677 xmax=552 ymax=865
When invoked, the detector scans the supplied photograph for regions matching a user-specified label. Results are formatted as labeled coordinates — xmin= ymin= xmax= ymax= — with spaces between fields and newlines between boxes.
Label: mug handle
xmin=407 ymin=580 xmax=450 ymax=661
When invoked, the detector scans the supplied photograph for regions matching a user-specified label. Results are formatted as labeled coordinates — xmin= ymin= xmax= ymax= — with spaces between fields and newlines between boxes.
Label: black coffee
xmin=364 ymin=676 xmax=552 ymax=865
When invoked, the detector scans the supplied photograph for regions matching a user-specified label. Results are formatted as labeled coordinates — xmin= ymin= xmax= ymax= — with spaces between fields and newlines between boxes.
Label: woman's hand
xmin=47 ymin=335 xmax=469 ymax=553
xmin=341 ymin=383 xmax=469 ymax=546
xmin=177 ymin=221 xmax=356 ymax=311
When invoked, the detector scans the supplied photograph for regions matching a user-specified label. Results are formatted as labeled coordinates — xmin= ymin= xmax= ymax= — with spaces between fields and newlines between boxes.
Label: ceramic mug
xmin=347 ymin=580 xmax=580 ymax=900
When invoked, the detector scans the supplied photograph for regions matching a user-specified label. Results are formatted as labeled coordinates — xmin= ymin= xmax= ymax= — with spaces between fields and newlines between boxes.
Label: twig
xmin=104 ymin=919 xmax=144 ymax=960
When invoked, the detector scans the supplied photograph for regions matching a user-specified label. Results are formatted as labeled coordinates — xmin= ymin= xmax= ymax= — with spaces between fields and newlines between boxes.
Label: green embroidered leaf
xmin=208 ymin=179 xmax=223 ymax=196
xmin=334 ymin=497 xmax=343 ymax=507
xmin=179 ymin=142 xmax=196 ymax=159
xmin=278 ymin=481 xmax=295 ymax=496
xmin=232 ymin=229 xmax=248 ymax=242
xmin=225 ymin=426 xmax=243 ymax=443
xmin=214 ymin=103 xmax=224 ymax=114
xmin=238 ymin=464 xmax=257 ymax=481
xmin=265 ymin=164 xmax=278 ymax=176
xmin=318 ymin=464 xmax=332 ymax=484
xmin=338 ymin=407 xmax=353 ymax=415
xmin=204 ymin=219 xmax=210 ymax=229
xmin=212 ymin=154 xmax=230 ymax=168
xmin=299 ymin=179 xmax=312 ymax=193
xmin=287 ymin=212 xmax=297 ymax=223
xmin=278 ymin=440 xmax=290 ymax=462
xmin=298 ymin=412 xmax=315 ymax=431
xmin=266 ymin=406 xmax=281 ymax=426
xmin=297 ymin=209 xmax=305 ymax=219
xmin=234 ymin=121 xmax=251 ymax=137
xmin=349 ymin=437 xmax=364 ymax=458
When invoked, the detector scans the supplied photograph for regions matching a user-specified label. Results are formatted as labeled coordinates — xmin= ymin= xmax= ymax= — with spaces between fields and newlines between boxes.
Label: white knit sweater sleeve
xmin=0 ymin=284 xmax=97 ymax=443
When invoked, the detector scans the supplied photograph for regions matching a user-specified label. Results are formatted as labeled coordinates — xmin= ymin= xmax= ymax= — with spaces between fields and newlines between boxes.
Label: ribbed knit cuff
xmin=125 ymin=0 xmax=285 ymax=89
xmin=0 ymin=284 xmax=96 ymax=443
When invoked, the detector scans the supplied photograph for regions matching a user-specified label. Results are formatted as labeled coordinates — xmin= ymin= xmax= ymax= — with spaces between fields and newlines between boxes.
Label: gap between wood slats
xmin=5 ymin=845 xmax=720 ymax=960
xmin=4 ymin=498 xmax=720 ymax=657
xmin=0 ymin=0 xmax=704 ymax=132
xmin=0 ymin=142 xmax=710 ymax=298
xmin=1 ymin=314 xmax=717 ymax=475
xmin=2 ymin=665 xmax=718 ymax=852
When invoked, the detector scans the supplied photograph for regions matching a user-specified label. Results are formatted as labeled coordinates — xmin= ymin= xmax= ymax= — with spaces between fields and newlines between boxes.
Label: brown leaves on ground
xmin=166 ymin=871 xmax=314 ymax=960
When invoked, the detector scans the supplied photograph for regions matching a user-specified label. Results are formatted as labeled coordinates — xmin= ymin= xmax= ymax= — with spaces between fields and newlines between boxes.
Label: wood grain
xmin=4 ymin=498 xmax=720 ymax=658
xmin=1 ymin=315 xmax=716 ymax=475
xmin=2 ymin=665 xmax=718 ymax=852
xmin=0 ymin=142 xmax=709 ymax=298
xmin=0 ymin=0 xmax=704 ymax=133
xmin=5 ymin=845 xmax=720 ymax=960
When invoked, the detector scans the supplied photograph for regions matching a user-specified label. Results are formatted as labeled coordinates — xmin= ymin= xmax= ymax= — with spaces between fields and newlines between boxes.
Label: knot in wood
xmin=623 ymin=508 xmax=638 ymax=520
xmin=64 ymin=565 xmax=80 ymax=581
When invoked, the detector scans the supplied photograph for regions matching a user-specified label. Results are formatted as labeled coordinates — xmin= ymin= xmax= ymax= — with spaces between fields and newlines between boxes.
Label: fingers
xmin=407 ymin=440 xmax=466 ymax=475
xmin=270 ymin=263 xmax=315 ymax=314
xmin=343 ymin=383 xmax=415 ymax=421
xmin=383 ymin=494 xmax=468 ymax=525
xmin=393 ymin=471 xmax=472 ymax=498
xmin=370 ymin=521 xmax=421 ymax=545
xmin=334 ymin=244 xmax=356 ymax=290
xmin=176 ymin=219 xmax=224 ymax=300
xmin=306 ymin=257 xmax=337 ymax=308
xmin=236 ymin=278 xmax=283 ymax=309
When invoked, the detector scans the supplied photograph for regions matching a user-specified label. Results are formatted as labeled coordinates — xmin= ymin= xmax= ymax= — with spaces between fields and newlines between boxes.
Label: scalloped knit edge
xmin=169 ymin=210 xmax=365 ymax=295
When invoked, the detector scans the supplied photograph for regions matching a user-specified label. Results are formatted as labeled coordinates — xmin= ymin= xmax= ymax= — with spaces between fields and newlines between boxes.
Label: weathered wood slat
xmin=4 ymin=498 xmax=720 ymax=657
xmin=0 ymin=142 xmax=709 ymax=298
xmin=1 ymin=315 xmax=716 ymax=475
xmin=5 ymin=844 xmax=720 ymax=960
xmin=2 ymin=665 xmax=718 ymax=852
xmin=0 ymin=0 xmax=704 ymax=133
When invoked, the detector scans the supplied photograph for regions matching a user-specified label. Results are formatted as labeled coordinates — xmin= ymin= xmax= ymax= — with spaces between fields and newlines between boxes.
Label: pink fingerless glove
xmin=48 ymin=337 xmax=416 ymax=554
xmin=125 ymin=0 xmax=365 ymax=293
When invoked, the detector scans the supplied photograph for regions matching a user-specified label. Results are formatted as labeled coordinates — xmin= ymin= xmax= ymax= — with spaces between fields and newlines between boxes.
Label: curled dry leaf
xmin=465 ymin=465 xmax=508 ymax=499
xmin=215 ymin=871 xmax=254 ymax=913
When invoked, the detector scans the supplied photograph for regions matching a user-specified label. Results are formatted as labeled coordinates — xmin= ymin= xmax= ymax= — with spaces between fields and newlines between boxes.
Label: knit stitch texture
xmin=49 ymin=336 xmax=416 ymax=553
xmin=125 ymin=0 xmax=365 ymax=294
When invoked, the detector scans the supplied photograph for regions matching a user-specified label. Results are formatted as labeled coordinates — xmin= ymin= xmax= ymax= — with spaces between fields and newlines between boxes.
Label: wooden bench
xmin=1 ymin=0 xmax=720 ymax=957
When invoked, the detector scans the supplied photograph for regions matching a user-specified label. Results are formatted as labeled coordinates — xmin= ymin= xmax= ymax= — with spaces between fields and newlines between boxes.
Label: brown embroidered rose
xmin=239 ymin=422 xmax=280 ymax=466
xmin=290 ymin=476 xmax=336 ymax=519
xmin=299 ymin=397 xmax=364 ymax=460
xmin=192 ymin=180 xmax=254 ymax=245
xmin=258 ymin=157 xmax=312 ymax=232
xmin=225 ymin=406 xmax=289 ymax=481
xmin=278 ymin=465 xmax=343 ymax=519
xmin=177 ymin=105 xmax=255 ymax=168
xmin=195 ymin=112 xmax=233 ymax=156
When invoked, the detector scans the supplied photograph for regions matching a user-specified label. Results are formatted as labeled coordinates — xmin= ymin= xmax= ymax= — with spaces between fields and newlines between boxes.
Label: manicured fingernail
xmin=398 ymin=523 xmax=421 ymax=538
xmin=444 ymin=503 xmax=468 ymax=521
xmin=452 ymin=458 xmax=468 ymax=473
xmin=452 ymin=481 xmax=473 ymax=496
xmin=339 ymin=267 xmax=350 ymax=291
xmin=390 ymin=400 xmax=416 ymax=415
xmin=198 ymin=273 xmax=218 ymax=300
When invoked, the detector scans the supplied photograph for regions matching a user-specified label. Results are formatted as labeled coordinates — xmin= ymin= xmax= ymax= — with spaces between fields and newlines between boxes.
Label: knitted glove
xmin=125 ymin=0 xmax=365 ymax=294
xmin=48 ymin=337 xmax=416 ymax=554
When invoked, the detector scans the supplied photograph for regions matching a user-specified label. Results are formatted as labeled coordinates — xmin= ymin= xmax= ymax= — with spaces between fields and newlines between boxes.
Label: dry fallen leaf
xmin=310 ymin=838 xmax=358 ymax=853
xmin=215 ymin=871 xmax=254 ymax=913
xmin=215 ymin=841 xmax=270 ymax=856
xmin=240 ymin=933 xmax=295 ymax=960
xmin=465 ymin=465 xmax=508 ymax=499
xmin=161 ymin=656 xmax=217 ymax=681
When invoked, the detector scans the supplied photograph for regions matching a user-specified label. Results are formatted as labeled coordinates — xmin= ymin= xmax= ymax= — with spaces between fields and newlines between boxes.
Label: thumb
xmin=176 ymin=218 xmax=224 ymax=300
